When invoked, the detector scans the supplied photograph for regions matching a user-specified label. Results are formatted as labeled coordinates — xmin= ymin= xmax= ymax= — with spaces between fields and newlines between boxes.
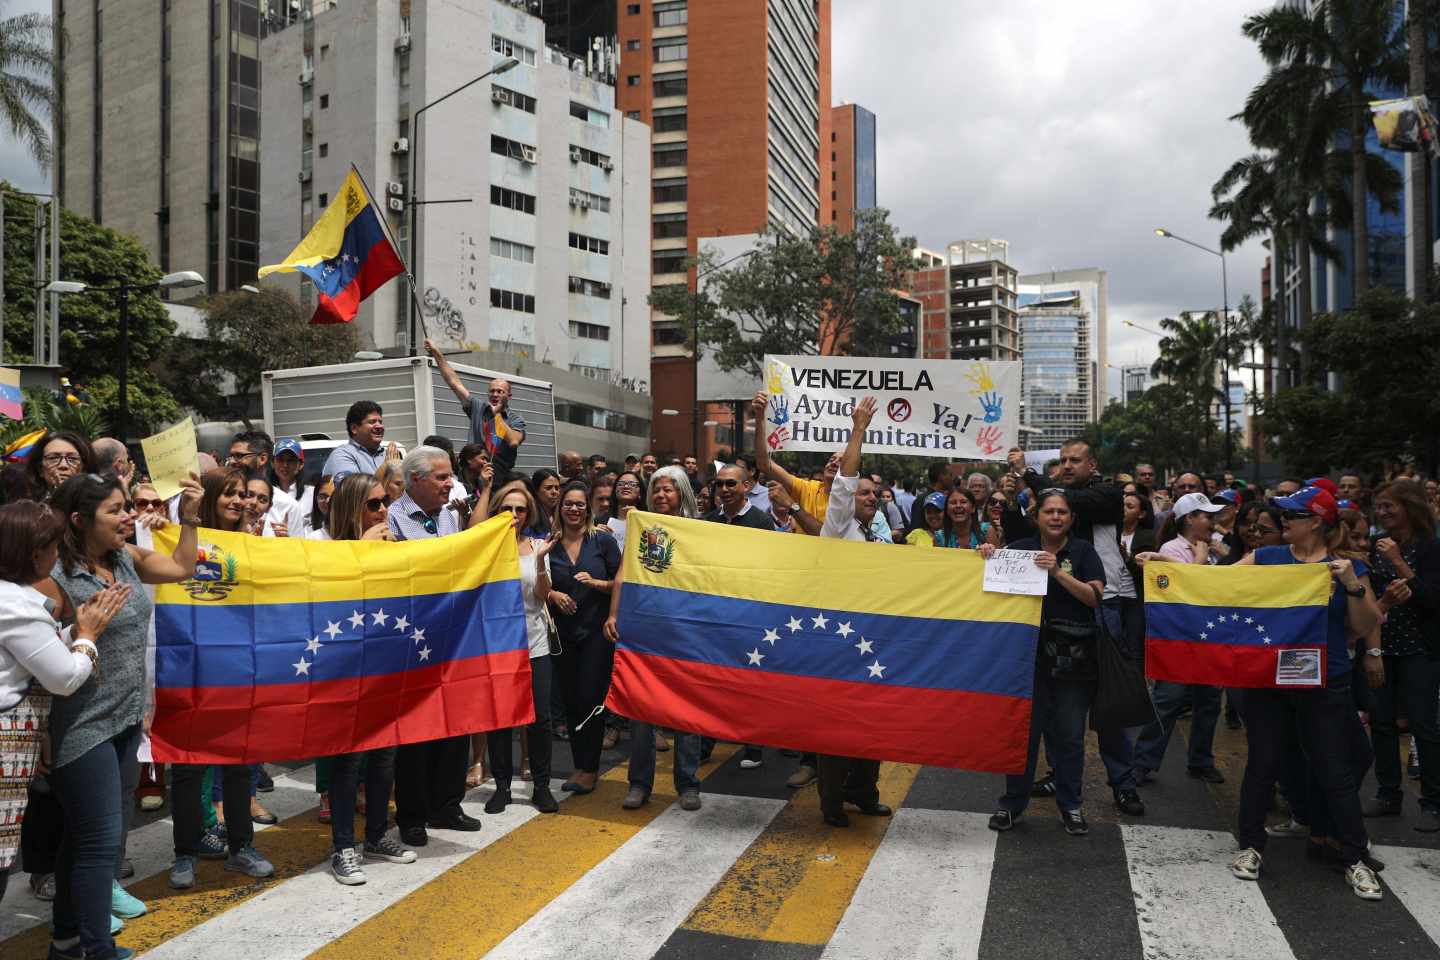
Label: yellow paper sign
xmin=140 ymin=418 xmax=199 ymax=502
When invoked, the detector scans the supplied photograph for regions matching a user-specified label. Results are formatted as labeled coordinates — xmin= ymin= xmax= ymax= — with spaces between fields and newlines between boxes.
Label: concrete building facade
xmin=905 ymin=240 xmax=1021 ymax=364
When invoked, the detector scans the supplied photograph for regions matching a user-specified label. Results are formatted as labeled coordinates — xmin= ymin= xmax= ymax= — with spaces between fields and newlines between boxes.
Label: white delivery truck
xmin=261 ymin=356 xmax=557 ymax=477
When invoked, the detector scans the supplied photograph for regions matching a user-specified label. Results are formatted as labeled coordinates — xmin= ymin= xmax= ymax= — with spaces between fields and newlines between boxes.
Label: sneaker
xmin=679 ymin=790 xmax=702 ymax=811
xmin=1230 ymin=847 xmax=1262 ymax=881
xmin=225 ymin=845 xmax=276 ymax=879
xmin=198 ymin=826 xmax=228 ymax=860
xmin=1344 ymin=862 xmax=1383 ymax=901
xmin=621 ymin=785 xmax=649 ymax=810
xmin=331 ymin=847 xmax=366 ymax=886
xmin=364 ymin=835 xmax=417 ymax=864
xmin=484 ymin=790 xmax=511 ymax=815
xmin=47 ymin=940 xmax=84 ymax=960
xmin=1415 ymin=807 xmax=1440 ymax=834
xmin=1113 ymin=788 xmax=1145 ymax=817
xmin=1362 ymin=797 xmax=1403 ymax=817
xmin=1187 ymin=766 xmax=1226 ymax=784
xmin=110 ymin=914 xmax=124 ymax=935
xmin=139 ymin=794 xmax=164 ymax=812
xmin=318 ymin=792 xmax=332 ymax=824
xmin=30 ymin=872 xmax=55 ymax=901
xmin=1060 ymin=809 xmax=1089 ymax=836
xmin=988 ymin=809 xmax=1016 ymax=832
xmin=786 ymin=764 xmax=818 ymax=788
xmin=1031 ymin=772 xmax=1057 ymax=797
xmin=1265 ymin=817 xmax=1309 ymax=839
xmin=169 ymin=855 xmax=197 ymax=890
xmin=111 ymin=880 xmax=147 ymax=919
xmin=256 ymin=767 xmax=275 ymax=793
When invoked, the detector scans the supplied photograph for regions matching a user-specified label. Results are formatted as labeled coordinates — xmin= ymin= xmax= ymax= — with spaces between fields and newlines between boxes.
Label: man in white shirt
xmin=816 ymin=396 xmax=894 ymax=828
xmin=228 ymin=431 xmax=305 ymax=537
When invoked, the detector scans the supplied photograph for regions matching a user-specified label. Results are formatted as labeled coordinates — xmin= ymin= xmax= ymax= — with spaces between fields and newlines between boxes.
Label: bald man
xmin=427 ymin=340 xmax=527 ymax=473
xmin=559 ymin=450 xmax=584 ymax=481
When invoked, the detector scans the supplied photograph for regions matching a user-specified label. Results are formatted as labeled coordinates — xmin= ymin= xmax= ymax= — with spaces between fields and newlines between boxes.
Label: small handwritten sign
xmin=140 ymin=418 xmax=199 ymax=502
xmin=983 ymin=549 xmax=1049 ymax=596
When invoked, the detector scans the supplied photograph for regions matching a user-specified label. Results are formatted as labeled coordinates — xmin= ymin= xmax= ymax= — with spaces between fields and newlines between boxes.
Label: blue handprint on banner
xmin=768 ymin=393 xmax=790 ymax=427
xmin=979 ymin=392 xmax=1003 ymax=423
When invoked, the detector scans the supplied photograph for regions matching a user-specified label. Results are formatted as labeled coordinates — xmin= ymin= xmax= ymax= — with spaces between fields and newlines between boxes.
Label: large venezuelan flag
xmin=150 ymin=516 xmax=531 ymax=764
xmin=1144 ymin=562 xmax=1331 ymax=688
xmin=257 ymin=169 xmax=404 ymax=325
xmin=608 ymin=511 xmax=1042 ymax=773
xmin=0 ymin=367 xmax=23 ymax=421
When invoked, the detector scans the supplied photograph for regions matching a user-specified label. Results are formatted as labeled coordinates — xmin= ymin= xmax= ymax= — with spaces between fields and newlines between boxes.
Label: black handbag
xmin=1090 ymin=590 xmax=1159 ymax=730
xmin=1040 ymin=618 xmax=1099 ymax=677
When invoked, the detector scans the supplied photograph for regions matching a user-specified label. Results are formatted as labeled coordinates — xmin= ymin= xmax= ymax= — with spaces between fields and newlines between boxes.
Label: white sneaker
xmin=331 ymin=847 xmax=367 ymax=886
xmin=1230 ymin=847 xmax=1262 ymax=881
xmin=1345 ymin=862 xmax=1383 ymax=901
xmin=1264 ymin=817 xmax=1308 ymax=838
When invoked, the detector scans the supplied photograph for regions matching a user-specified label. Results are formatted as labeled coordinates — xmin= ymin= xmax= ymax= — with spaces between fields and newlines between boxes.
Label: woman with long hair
xmin=604 ymin=470 xmax=644 ymax=548
xmin=480 ymin=482 xmax=561 ymax=818
xmin=605 ymin=466 xmax=706 ymax=811
xmin=548 ymin=481 xmax=621 ymax=795
xmin=36 ymin=470 xmax=203 ymax=959
xmin=940 ymin=488 xmax=984 ymax=549
xmin=904 ymin=491 xmax=947 ymax=547
xmin=306 ymin=476 xmax=335 ymax=540
xmin=1230 ymin=486 xmax=1383 ymax=900
xmin=23 ymin=432 xmax=96 ymax=502
xmin=1363 ymin=480 xmax=1440 ymax=833
xmin=529 ymin=468 xmax=562 ymax=537
xmin=164 ymin=468 xmax=277 ymax=893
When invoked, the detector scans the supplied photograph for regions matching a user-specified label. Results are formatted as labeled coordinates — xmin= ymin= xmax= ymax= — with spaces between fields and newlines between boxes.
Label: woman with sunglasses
xmin=1229 ymin=486 xmax=1383 ymax=900
xmin=22 ymin=432 xmax=97 ymax=502
xmin=548 ymin=481 xmax=621 ymax=795
xmin=605 ymin=471 xmax=644 ymax=548
xmin=165 ymin=468 xmax=276 ymax=893
xmin=1236 ymin=502 xmax=1283 ymax=558
xmin=36 ymin=470 xmax=202 ymax=960
xmin=479 ymin=481 xmax=560 ymax=817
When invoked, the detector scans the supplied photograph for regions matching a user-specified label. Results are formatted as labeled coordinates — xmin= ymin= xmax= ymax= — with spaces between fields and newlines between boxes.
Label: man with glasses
xmin=1155 ymin=472 xmax=1203 ymax=534
xmin=228 ymin=430 xmax=305 ymax=538
xmin=1135 ymin=463 xmax=1156 ymax=492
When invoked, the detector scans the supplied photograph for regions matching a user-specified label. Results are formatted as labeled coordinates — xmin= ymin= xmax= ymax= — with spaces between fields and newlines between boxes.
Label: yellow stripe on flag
xmin=1143 ymin=561 xmax=1330 ymax=609
xmin=257 ymin=170 xmax=373 ymax=278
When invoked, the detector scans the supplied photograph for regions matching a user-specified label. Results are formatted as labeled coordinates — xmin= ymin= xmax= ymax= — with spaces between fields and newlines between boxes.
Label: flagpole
xmin=348 ymin=163 xmax=433 ymax=350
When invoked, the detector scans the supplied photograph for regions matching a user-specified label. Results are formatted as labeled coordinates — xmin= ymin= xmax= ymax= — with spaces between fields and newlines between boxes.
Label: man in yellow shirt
xmin=749 ymin=392 xmax=838 ymax=536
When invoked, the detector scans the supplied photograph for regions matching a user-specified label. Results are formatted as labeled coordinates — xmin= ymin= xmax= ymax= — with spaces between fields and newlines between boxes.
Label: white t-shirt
xmin=306 ymin=528 xmax=332 ymax=541
xmin=267 ymin=487 xmax=306 ymax=538
xmin=519 ymin=544 xmax=550 ymax=659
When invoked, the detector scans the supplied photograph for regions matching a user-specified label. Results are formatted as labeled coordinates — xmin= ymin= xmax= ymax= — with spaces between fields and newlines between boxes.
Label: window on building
xmin=492 ymin=134 xmax=537 ymax=161
xmin=652 ymin=143 xmax=687 ymax=168
xmin=653 ymin=36 xmax=687 ymax=62
xmin=651 ymin=106 xmax=686 ymax=132
xmin=570 ymin=321 xmax=611 ymax=340
xmin=652 ymin=212 xmax=687 ymax=238
xmin=626 ymin=39 xmax=639 ymax=50
xmin=627 ymin=75 xmax=640 ymax=86
xmin=319 ymin=94 xmax=329 ymax=109
xmin=569 ymin=232 xmax=610 ymax=255
xmin=493 ymin=84 xmax=536 ymax=113
xmin=653 ymin=251 xmax=688 ymax=275
xmin=571 ymin=145 xmax=612 ymax=168
xmin=319 ymin=143 xmax=328 ymax=158
xmin=491 ymin=185 xmax=536 ymax=214
xmin=490 ymin=237 xmax=535 ymax=263
xmin=626 ymin=3 xmax=640 ymax=13
xmin=569 ymin=189 xmax=611 ymax=212
xmin=490 ymin=287 xmax=536 ymax=313
xmin=653 ymin=73 xmax=687 ymax=97
xmin=319 ymin=193 xmax=328 ymax=206
xmin=652 ymin=177 xmax=686 ymax=203
xmin=569 ymin=102 xmax=610 ymax=127
xmin=320 ymin=44 xmax=330 ymax=60
xmin=568 ymin=277 xmax=612 ymax=299
xmin=491 ymin=34 xmax=537 ymax=66
xmin=627 ymin=110 xmax=641 ymax=119
xmin=654 ymin=1 xmax=687 ymax=27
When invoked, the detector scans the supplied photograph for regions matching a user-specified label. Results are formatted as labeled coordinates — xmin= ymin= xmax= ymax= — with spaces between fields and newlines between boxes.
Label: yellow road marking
xmin=682 ymin=761 xmax=920 ymax=945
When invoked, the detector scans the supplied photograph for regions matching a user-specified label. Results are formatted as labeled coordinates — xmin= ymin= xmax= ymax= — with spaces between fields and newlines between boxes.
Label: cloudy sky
xmin=4 ymin=0 xmax=1270 ymax=397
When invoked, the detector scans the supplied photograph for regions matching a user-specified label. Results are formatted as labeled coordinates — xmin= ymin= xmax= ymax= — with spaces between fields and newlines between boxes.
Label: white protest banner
xmin=982 ymin=549 xmax=1050 ymax=597
xmin=760 ymin=355 xmax=1021 ymax=460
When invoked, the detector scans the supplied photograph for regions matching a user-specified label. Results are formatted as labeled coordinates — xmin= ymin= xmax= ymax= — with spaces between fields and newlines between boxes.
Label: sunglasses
xmin=420 ymin=515 xmax=438 ymax=535
xmin=133 ymin=497 xmax=163 ymax=510
xmin=1281 ymin=510 xmax=1315 ymax=521
xmin=365 ymin=498 xmax=386 ymax=512
xmin=988 ymin=498 xmax=1006 ymax=508
xmin=715 ymin=478 xmax=742 ymax=488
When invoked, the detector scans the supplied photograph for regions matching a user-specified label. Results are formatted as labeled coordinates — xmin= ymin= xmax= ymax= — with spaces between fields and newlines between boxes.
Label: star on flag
xmin=761 ymin=628 xmax=780 ymax=646
xmin=394 ymin=615 xmax=410 ymax=633
xmin=748 ymin=612 xmax=888 ymax=682
xmin=348 ymin=611 xmax=366 ymax=629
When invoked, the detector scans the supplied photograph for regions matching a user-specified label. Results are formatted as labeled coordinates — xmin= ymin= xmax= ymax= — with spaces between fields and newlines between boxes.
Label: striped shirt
xmin=386 ymin=491 xmax=462 ymax=541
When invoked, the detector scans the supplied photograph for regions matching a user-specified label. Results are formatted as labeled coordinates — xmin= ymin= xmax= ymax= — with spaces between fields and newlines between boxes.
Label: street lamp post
xmin=690 ymin=248 xmax=760 ymax=459
xmin=47 ymin=271 xmax=206 ymax=440
xmin=407 ymin=56 xmax=520 ymax=355
xmin=1154 ymin=228 xmax=1231 ymax=470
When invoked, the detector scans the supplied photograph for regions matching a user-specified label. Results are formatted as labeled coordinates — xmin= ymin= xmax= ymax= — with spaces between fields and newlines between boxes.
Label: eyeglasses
xmin=43 ymin=453 xmax=82 ymax=466
xmin=616 ymin=480 xmax=641 ymax=490
xmin=715 ymin=478 xmax=742 ymax=488
xmin=988 ymin=498 xmax=1007 ymax=508
xmin=560 ymin=501 xmax=588 ymax=510
xmin=364 ymin=498 xmax=386 ymax=512
xmin=227 ymin=451 xmax=262 ymax=464
xmin=133 ymin=497 xmax=163 ymax=510
xmin=1281 ymin=510 xmax=1315 ymax=521
xmin=499 ymin=504 xmax=529 ymax=515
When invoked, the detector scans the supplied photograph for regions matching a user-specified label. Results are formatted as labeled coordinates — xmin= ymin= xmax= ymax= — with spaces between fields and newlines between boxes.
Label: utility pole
xmin=1409 ymin=4 xmax=1431 ymax=303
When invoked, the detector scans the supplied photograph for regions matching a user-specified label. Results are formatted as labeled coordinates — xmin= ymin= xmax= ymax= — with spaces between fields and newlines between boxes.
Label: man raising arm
xmin=750 ymin=391 xmax=837 ymax=536
xmin=426 ymin=339 xmax=527 ymax=473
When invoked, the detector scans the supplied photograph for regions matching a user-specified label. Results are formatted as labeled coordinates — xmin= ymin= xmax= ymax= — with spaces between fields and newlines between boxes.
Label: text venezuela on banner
xmin=150 ymin=516 xmax=530 ymax=764
xmin=1143 ymin=562 xmax=1331 ymax=689
xmin=609 ymin=511 xmax=1042 ymax=773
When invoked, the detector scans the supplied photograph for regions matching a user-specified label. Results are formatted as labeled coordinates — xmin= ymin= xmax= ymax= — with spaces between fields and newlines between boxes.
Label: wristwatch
xmin=1364 ymin=647 xmax=1384 ymax=658
xmin=1344 ymin=583 xmax=1366 ymax=598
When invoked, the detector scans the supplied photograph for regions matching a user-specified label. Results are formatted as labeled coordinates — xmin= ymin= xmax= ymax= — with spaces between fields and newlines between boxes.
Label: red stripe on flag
xmin=150 ymin=650 xmax=533 ymax=764
xmin=311 ymin=235 xmax=406 ymax=325
xmin=606 ymin=649 xmax=1032 ymax=774
xmin=1145 ymin=636 xmax=1327 ymax=689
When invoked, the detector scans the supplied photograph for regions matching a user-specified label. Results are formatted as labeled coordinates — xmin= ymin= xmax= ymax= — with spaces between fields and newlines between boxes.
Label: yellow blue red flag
xmin=1144 ymin=563 xmax=1331 ymax=688
xmin=150 ymin=516 xmax=530 ymax=764
xmin=609 ymin=511 xmax=1042 ymax=773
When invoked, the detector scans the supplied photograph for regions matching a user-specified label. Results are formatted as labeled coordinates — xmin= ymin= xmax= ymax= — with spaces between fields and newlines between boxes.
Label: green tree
xmin=650 ymin=208 xmax=919 ymax=379
xmin=1084 ymin=383 xmax=1236 ymax=477
xmin=0 ymin=3 xmax=55 ymax=169
xmin=200 ymin=288 xmax=362 ymax=402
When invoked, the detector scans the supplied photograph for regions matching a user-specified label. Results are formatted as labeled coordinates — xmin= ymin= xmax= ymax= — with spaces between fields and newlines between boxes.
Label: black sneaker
xmin=1061 ymin=809 xmax=1089 ymax=836
xmin=1187 ymin=766 xmax=1225 ymax=784
xmin=988 ymin=809 xmax=1016 ymax=832
xmin=1114 ymin=788 xmax=1145 ymax=816
xmin=255 ymin=767 xmax=275 ymax=793
xmin=1031 ymin=772 xmax=1057 ymax=798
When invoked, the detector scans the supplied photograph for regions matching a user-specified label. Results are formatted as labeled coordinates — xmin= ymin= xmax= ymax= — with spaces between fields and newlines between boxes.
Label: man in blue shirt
xmin=322 ymin=401 xmax=396 ymax=476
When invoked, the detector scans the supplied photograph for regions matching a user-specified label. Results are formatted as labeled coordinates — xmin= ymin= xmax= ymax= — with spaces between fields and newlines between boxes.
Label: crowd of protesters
xmin=2 ymin=376 xmax=1439 ymax=957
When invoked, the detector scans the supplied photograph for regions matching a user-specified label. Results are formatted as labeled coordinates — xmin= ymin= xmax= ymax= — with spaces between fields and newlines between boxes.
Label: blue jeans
xmin=628 ymin=722 xmax=701 ymax=795
xmin=1135 ymin=681 xmax=1222 ymax=773
xmin=329 ymin=747 xmax=397 ymax=851
xmin=1001 ymin=663 xmax=1094 ymax=814
xmin=50 ymin=724 xmax=140 ymax=959
xmin=1096 ymin=598 xmax=1145 ymax=791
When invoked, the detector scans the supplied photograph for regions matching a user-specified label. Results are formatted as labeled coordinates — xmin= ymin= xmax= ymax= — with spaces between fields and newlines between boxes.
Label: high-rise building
xmin=54 ymin=0 xmax=266 ymax=295
xmin=830 ymin=103 xmax=876 ymax=232
xmin=1019 ymin=267 xmax=1108 ymax=409
xmin=257 ymin=0 xmax=650 ymax=389
xmin=612 ymin=0 xmax=833 ymax=457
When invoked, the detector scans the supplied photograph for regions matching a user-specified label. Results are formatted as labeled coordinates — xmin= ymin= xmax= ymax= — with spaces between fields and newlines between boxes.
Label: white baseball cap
xmin=1172 ymin=492 xmax=1225 ymax=519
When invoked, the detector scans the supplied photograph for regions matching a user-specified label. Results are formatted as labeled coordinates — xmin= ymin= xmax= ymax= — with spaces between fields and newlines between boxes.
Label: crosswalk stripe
xmin=0 ymin=767 xmax=319 ymax=947
xmin=1372 ymin=844 xmax=1440 ymax=945
xmin=140 ymin=780 xmax=566 ymax=960
xmin=308 ymin=744 xmax=741 ymax=960
xmin=1121 ymin=824 xmax=1297 ymax=960
xmin=486 ymin=793 xmax=786 ymax=959
xmin=679 ymin=761 xmax=920 ymax=945
xmin=819 ymin=809 xmax=995 ymax=960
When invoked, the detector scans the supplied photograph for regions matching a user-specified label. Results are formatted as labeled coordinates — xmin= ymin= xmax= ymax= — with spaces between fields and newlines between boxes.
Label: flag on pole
xmin=150 ymin=516 xmax=531 ymax=764
xmin=0 ymin=367 xmax=23 ymax=421
xmin=1144 ymin=562 xmax=1331 ymax=688
xmin=257 ymin=169 xmax=404 ymax=325
xmin=608 ymin=511 xmax=1042 ymax=773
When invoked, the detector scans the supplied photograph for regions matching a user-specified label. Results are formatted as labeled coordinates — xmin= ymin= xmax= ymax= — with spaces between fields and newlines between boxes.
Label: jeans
xmin=50 ymin=724 xmax=139 ymax=958
xmin=554 ymin=633 xmax=615 ymax=774
xmin=1001 ymin=661 xmax=1095 ymax=814
xmin=329 ymin=747 xmax=396 ymax=851
xmin=1365 ymin=652 xmax=1440 ymax=811
xmin=1238 ymin=678 xmax=1369 ymax=865
xmin=817 ymin=756 xmax=881 ymax=816
xmin=1096 ymin=598 xmax=1146 ymax=791
xmin=488 ymin=655 xmax=554 ymax=791
xmin=394 ymin=735 xmax=469 ymax=830
xmin=628 ymin=722 xmax=701 ymax=795
xmin=172 ymin=763 xmax=253 ymax=856
xmin=1135 ymin=681 xmax=1222 ymax=773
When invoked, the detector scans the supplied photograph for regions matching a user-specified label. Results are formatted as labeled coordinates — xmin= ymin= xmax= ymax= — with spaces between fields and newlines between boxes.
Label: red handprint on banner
xmin=976 ymin=425 xmax=1004 ymax=456
xmin=767 ymin=426 xmax=791 ymax=450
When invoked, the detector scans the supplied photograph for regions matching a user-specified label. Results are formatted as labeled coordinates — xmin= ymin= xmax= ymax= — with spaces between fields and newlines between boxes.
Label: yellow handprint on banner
xmin=766 ymin=361 xmax=784 ymax=395
xmin=964 ymin=361 xmax=994 ymax=396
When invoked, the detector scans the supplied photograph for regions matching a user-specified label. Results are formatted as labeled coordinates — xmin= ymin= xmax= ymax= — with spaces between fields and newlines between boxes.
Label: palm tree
xmin=1241 ymin=0 xmax=1407 ymax=299
xmin=0 ymin=4 xmax=56 ymax=169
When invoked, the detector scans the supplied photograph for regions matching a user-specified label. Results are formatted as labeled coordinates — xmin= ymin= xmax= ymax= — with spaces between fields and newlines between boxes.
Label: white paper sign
xmin=983 ymin=549 xmax=1050 ymax=596
xmin=1025 ymin=449 xmax=1061 ymax=472
xmin=761 ymin=355 xmax=1022 ymax=461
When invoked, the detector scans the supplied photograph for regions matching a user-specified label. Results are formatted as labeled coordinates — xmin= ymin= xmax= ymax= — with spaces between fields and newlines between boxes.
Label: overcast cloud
xmin=3 ymin=0 xmax=1270 ymax=397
